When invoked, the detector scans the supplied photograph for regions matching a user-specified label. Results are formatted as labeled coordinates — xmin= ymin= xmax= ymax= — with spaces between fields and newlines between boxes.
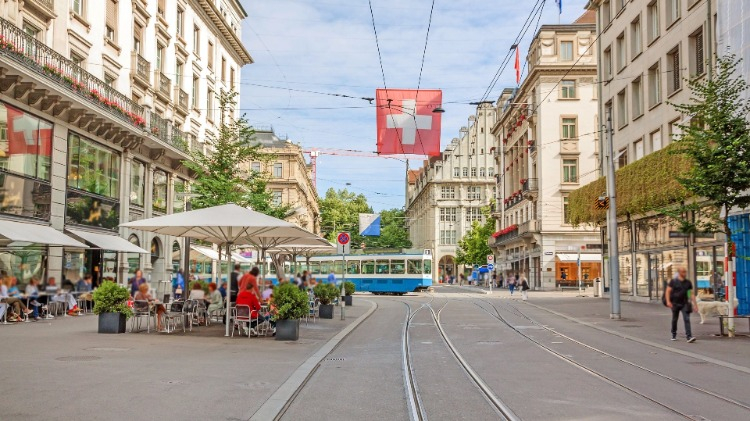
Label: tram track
xmin=473 ymin=297 xmax=750 ymax=420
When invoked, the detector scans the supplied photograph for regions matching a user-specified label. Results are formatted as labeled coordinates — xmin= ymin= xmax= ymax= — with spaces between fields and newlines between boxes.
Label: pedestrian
xmin=327 ymin=270 xmax=336 ymax=285
xmin=508 ymin=275 xmax=516 ymax=295
xmin=130 ymin=269 xmax=147 ymax=297
xmin=230 ymin=264 xmax=241 ymax=304
xmin=520 ymin=276 xmax=530 ymax=301
xmin=665 ymin=267 xmax=697 ymax=342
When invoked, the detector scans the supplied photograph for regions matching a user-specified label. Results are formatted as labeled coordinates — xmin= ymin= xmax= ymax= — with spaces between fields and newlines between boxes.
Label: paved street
xmin=2 ymin=288 xmax=749 ymax=420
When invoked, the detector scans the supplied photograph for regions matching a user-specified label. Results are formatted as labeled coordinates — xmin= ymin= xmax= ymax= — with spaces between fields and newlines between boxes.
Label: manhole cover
xmin=56 ymin=356 xmax=101 ymax=362
xmin=85 ymin=347 xmax=131 ymax=352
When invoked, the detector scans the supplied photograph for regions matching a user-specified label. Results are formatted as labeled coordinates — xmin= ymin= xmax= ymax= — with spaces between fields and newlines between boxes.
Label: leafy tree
xmin=455 ymin=206 xmax=495 ymax=266
xmin=183 ymin=91 xmax=289 ymax=218
xmin=362 ymin=208 xmax=412 ymax=249
xmin=668 ymin=54 xmax=750 ymax=245
xmin=318 ymin=188 xmax=372 ymax=243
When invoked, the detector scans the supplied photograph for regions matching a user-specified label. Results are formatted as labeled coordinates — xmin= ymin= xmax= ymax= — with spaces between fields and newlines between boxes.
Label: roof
xmin=574 ymin=10 xmax=596 ymax=24
xmin=407 ymin=169 xmax=422 ymax=184
xmin=250 ymin=130 xmax=294 ymax=148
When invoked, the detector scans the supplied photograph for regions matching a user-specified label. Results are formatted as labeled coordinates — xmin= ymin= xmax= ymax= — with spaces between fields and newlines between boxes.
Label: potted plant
xmin=313 ymin=283 xmax=339 ymax=319
xmin=92 ymin=281 xmax=133 ymax=333
xmin=272 ymin=283 xmax=308 ymax=341
xmin=343 ymin=281 xmax=355 ymax=306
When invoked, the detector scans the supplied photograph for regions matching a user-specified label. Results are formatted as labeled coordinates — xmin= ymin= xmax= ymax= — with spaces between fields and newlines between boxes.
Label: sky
xmin=238 ymin=0 xmax=590 ymax=211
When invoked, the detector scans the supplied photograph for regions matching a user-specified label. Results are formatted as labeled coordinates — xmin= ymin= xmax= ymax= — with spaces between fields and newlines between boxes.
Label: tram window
xmin=391 ymin=260 xmax=405 ymax=274
xmin=321 ymin=261 xmax=332 ymax=274
xmin=407 ymin=260 xmax=423 ymax=274
xmin=270 ymin=264 xmax=277 ymax=274
xmin=362 ymin=260 xmax=375 ymax=274
xmin=347 ymin=261 xmax=360 ymax=274
xmin=423 ymin=260 xmax=432 ymax=274
xmin=311 ymin=262 xmax=321 ymax=275
xmin=376 ymin=260 xmax=390 ymax=274
xmin=333 ymin=260 xmax=344 ymax=274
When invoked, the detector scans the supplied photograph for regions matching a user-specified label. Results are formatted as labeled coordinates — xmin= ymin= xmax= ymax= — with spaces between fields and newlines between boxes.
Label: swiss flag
xmin=376 ymin=89 xmax=442 ymax=156
xmin=6 ymin=106 xmax=53 ymax=156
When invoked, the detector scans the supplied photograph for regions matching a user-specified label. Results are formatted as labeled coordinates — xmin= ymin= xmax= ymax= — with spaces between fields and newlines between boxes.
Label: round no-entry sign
xmin=337 ymin=232 xmax=350 ymax=245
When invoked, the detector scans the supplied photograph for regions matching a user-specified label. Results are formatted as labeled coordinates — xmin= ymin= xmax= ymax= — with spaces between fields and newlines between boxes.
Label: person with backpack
xmin=665 ymin=267 xmax=698 ymax=343
xmin=520 ymin=276 xmax=530 ymax=301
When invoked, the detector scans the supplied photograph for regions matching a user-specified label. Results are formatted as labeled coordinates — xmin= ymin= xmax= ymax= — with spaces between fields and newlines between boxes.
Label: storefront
xmin=555 ymin=253 xmax=601 ymax=285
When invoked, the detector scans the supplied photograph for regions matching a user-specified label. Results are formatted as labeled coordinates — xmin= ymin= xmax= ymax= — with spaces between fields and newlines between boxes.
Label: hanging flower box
xmin=520 ymin=178 xmax=527 ymax=185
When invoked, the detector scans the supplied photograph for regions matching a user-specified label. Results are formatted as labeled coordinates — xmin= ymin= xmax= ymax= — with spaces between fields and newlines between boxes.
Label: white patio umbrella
xmin=120 ymin=203 xmax=328 ymax=336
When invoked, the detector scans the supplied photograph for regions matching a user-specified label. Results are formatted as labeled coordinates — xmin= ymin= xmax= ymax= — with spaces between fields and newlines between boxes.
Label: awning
xmin=188 ymin=245 xmax=254 ymax=264
xmin=67 ymin=229 xmax=149 ymax=253
xmin=556 ymin=253 xmax=602 ymax=263
xmin=0 ymin=219 xmax=88 ymax=248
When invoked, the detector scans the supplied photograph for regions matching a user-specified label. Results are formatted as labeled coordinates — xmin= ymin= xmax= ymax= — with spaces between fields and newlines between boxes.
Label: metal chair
xmin=0 ymin=303 xmax=8 ymax=324
xmin=306 ymin=299 xmax=319 ymax=324
xmin=130 ymin=300 xmax=152 ymax=333
xmin=164 ymin=301 xmax=187 ymax=333
xmin=231 ymin=305 xmax=255 ymax=338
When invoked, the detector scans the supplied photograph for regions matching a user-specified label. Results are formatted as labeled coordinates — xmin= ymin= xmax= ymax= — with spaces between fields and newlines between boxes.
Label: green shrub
xmin=93 ymin=281 xmax=133 ymax=319
xmin=273 ymin=283 xmax=308 ymax=320
xmin=313 ymin=282 xmax=340 ymax=305
xmin=344 ymin=281 xmax=355 ymax=296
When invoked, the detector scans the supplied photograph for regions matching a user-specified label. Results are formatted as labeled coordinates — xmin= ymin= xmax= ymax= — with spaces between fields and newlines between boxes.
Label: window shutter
xmin=696 ymin=32 xmax=704 ymax=75
xmin=106 ymin=0 xmax=117 ymax=28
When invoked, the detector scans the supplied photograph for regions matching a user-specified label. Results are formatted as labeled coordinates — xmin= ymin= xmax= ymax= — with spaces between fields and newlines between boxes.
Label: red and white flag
xmin=514 ymin=46 xmax=521 ymax=85
xmin=376 ymin=89 xmax=442 ymax=156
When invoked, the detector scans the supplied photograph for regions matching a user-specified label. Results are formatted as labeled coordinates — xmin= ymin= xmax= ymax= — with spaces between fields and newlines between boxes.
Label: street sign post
xmin=487 ymin=254 xmax=494 ymax=264
xmin=488 ymin=263 xmax=494 ymax=271
xmin=336 ymin=232 xmax=350 ymax=320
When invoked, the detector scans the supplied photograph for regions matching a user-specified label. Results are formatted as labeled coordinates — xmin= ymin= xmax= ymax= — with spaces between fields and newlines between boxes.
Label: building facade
xmin=581 ymin=0 xmax=727 ymax=302
xmin=406 ymin=102 xmax=496 ymax=281
xmin=0 ymin=0 xmax=251 ymax=294
xmin=490 ymin=19 xmax=601 ymax=290
xmin=247 ymin=128 xmax=320 ymax=235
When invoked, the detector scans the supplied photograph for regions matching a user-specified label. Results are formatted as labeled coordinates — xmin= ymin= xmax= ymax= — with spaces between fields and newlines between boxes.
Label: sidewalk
xmin=0 ymin=299 xmax=375 ymax=421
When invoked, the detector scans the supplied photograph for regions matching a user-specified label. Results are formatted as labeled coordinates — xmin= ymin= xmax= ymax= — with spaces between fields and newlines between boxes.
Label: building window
xmin=251 ymin=162 xmax=261 ymax=173
xmin=272 ymin=190 xmax=282 ymax=206
xmin=104 ymin=74 xmax=116 ymax=88
xmin=616 ymin=32 xmax=626 ymax=72
xmin=467 ymin=186 xmax=482 ymax=200
xmin=634 ymin=138 xmax=644 ymax=161
xmin=192 ymin=77 xmax=199 ymax=108
xmin=175 ymin=62 xmax=183 ymax=88
xmin=617 ymin=89 xmax=628 ymax=128
xmin=562 ymin=159 xmax=578 ymax=183
xmin=153 ymin=170 xmax=168 ymax=213
xmin=70 ymin=52 xmax=85 ymax=70
xmin=157 ymin=0 xmax=165 ymax=18
xmin=440 ymin=186 xmax=455 ymax=199
xmin=666 ymin=0 xmax=680 ymax=27
xmin=156 ymin=45 xmax=164 ymax=72
xmin=230 ymin=67 xmax=235 ymax=90
xmin=561 ymin=117 xmax=577 ymax=139
xmin=488 ymin=167 xmax=494 ymax=176
xmin=617 ymin=148 xmax=629 ymax=168
xmin=479 ymin=168 xmax=485 ymax=177
xmin=604 ymin=47 xmax=613 ymax=80
xmin=669 ymin=119 xmax=682 ymax=142
xmin=440 ymin=207 xmax=457 ymax=222
xmin=563 ymin=196 xmax=571 ymax=224
xmin=466 ymin=207 xmax=482 ymax=223
xmin=0 ymin=102 xmax=53 ymax=181
xmin=176 ymin=8 xmax=184 ymax=37
xmin=647 ymin=1 xmax=660 ymax=44
xmin=616 ymin=0 xmax=626 ymax=13
xmin=439 ymin=230 xmax=456 ymax=245
xmin=632 ymin=77 xmax=643 ymax=119
xmin=602 ymin=0 xmax=611 ymax=27
xmin=133 ymin=23 xmax=142 ymax=54
xmin=173 ymin=178 xmax=186 ymax=213
xmin=650 ymin=129 xmax=662 ymax=152
xmin=631 ymin=15 xmax=642 ymax=58
xmin=221 ymin=57 xmax=227 ymax=83
xmin=67 ymin=132 xmax=120 ymax=198
xmin=193 ymin=25 xmax=200 ymax=55
xmin=648 ymin=61 xmax=661 ymax=107
xmin=72 ymin=0 xmax=84 ymax=16
xmin=462 ymin=167 xmax=468 ymax=177
xmin=453 ymin=167 xmax=460 ymax=177
xmin=273 ymin=163 xmax=282 ymax=178
xmin=561 ymin=80 xmax=576 ymax=99
xmin=208 ymin=41 xmax=215 ymax=70
xmin=130 ymin=160 xmax=145 ymax=207
xmin=667 ymin=46 xmax=681 ymax=95
xmin=207 ymin=88 xmax=214 ymax=121
xmin=471 ymin=167 xmax=477 ymax=177
xmin=689 ymin=28 xmax=705 ymax=77
xmin=560 ymin=41 xmax=573 ymax=61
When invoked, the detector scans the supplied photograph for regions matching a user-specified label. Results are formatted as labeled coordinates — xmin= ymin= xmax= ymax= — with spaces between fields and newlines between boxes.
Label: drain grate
xmin=56 ymin=356 xmax=101 ymax=362
xmin=324 ymin=357 xmax=345 ymax=361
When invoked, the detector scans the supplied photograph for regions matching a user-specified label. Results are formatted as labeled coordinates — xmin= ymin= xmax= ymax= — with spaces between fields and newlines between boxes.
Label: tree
xmin=183 ymin=91 xmax=289 ymax=218
xmin=361 ymin=208 xmax=412 ymax=250
xmin=455 ymin=206 xmax=495 ymax=266
xmin=318 ymin=188 xmax=372 ymax=244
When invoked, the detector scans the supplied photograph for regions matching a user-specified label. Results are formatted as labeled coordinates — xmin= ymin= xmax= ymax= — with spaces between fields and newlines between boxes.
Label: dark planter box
xmin=319 ymin=304 xmax=334 ymax=319
xmin=275 ymin=319 xmax=299 ymax=341
xmin=98 ymin=312 xmax=127 ymax=334
xmin=344 ymin=295 xmax=353 ymax=306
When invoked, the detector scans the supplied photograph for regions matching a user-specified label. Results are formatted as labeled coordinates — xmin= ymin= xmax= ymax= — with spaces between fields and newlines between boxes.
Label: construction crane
xmin=303 ymin=148 xmax=407 ymax=188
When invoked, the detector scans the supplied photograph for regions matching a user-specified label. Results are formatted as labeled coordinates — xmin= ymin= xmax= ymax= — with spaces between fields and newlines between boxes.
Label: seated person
xmin=1 ymin=277 xmax=32 ymax=321
xmin=206 ymin=283 xmax=223 ymax=315
xmin=134 ymin=283 xmax=166 ymax=331
xmin=7 ymin=277 xmax=22 ymax=298
xmin=25 ymin=277 xmax=41 ymax=320
xmin=236 ymin=281 xmax=262 ymax=334
xmin=76 ymin=275 xmax=93 ymax=292
xmin=261 ymin=281 xmax=274 ymax=303
xmin=218 ymin=282 xmax=227 ymax=300
xmin=188 ymin=282 xmax=205 ymax=300
xmin=47 ymin=277 xmax=80 ymax=316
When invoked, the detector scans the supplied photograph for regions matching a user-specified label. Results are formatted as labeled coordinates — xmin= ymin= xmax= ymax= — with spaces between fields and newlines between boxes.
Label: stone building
xmin=490 ymin=16 xmax=601 ymax=290
xmin=405 ymin=102 xmax=496 ymax=281
xmin=0 ymin=0 xmax=251 ymax=294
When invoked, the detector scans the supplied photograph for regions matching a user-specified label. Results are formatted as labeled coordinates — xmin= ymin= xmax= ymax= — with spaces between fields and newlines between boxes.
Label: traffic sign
xmin=488 ymin=263 xmax=495 ymax=271
xmin=487 ymin=254 xmax=494 ymax=264
xmin=336 ymin=232 xmax=351 ymax=255
xmin=473 ymin=264 xmax=479 ymax=270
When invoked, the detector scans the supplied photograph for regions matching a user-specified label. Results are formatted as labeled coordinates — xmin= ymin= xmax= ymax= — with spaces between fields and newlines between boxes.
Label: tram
xmin=267 ymin=253 xmax=433 ymax=294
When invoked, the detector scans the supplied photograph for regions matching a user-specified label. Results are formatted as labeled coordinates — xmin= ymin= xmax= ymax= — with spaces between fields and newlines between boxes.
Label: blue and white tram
xmin=268 ymin=253 xmax=433 ymax=294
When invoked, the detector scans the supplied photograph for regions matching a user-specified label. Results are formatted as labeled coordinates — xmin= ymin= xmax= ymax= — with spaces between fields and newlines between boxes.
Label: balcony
xmin=175 ymin=86 xmax=189 ymax=115
xmin=504 ymin=193 xmax=524 ymax=210
xmin=154 ymin=71 xmax=171 ymax=103
xmin=491 ymin=225 xmax=520 ymax=246
xmin=131 ymin=52 xmax=150 ymax=88
xmin=518 ymin=219 xmax=540 ymax=236
xmin=521 ymin=177 xmax=538 ymax=200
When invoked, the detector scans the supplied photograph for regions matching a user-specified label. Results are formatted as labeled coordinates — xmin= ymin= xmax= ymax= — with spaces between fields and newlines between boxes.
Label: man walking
xmin=665 ymin=267 xmax=698 ymax=342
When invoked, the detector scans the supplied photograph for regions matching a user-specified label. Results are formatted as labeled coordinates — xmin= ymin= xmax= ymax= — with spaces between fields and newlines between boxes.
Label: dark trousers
xmin=671 ymin=304 xmax=692 ymax=338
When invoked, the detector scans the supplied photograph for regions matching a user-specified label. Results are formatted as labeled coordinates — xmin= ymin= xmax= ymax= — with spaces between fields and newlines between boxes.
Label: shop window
xmin=173 ymin=178 xmax=187 ymax=212
xmin=130 ymin=160 xmax=145 ymax=207
xmin=67 ymin=132 xmax=120 ymax=198
xmin=0 ymin=102 xmax=53 ymax=181
xmin=153 ymin=170 xmax=168 ymax=213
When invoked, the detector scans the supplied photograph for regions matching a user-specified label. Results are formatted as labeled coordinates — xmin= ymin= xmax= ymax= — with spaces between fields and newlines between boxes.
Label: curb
xmin=248 ymin=299 xmax=378 ymax=420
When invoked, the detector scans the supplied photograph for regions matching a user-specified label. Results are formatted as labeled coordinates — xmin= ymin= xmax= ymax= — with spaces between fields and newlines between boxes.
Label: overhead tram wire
xmin=409 ymin=0 xmax=437 ymax=157
xmin=480 ymin=0 xmax=546 ymax=102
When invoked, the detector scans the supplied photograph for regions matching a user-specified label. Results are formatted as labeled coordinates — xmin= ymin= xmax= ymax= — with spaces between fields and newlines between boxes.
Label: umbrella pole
xmin=225 ymin=242 xmax=233 ymax=337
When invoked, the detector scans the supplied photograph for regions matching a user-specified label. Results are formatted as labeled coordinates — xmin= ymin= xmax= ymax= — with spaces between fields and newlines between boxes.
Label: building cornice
xmin=193 ymin=0 xmax=253 ymax=65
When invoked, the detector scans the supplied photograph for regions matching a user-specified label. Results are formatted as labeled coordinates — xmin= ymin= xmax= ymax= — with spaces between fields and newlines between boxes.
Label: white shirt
xmin=188 ymin=290 xmax=205 ymax=300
